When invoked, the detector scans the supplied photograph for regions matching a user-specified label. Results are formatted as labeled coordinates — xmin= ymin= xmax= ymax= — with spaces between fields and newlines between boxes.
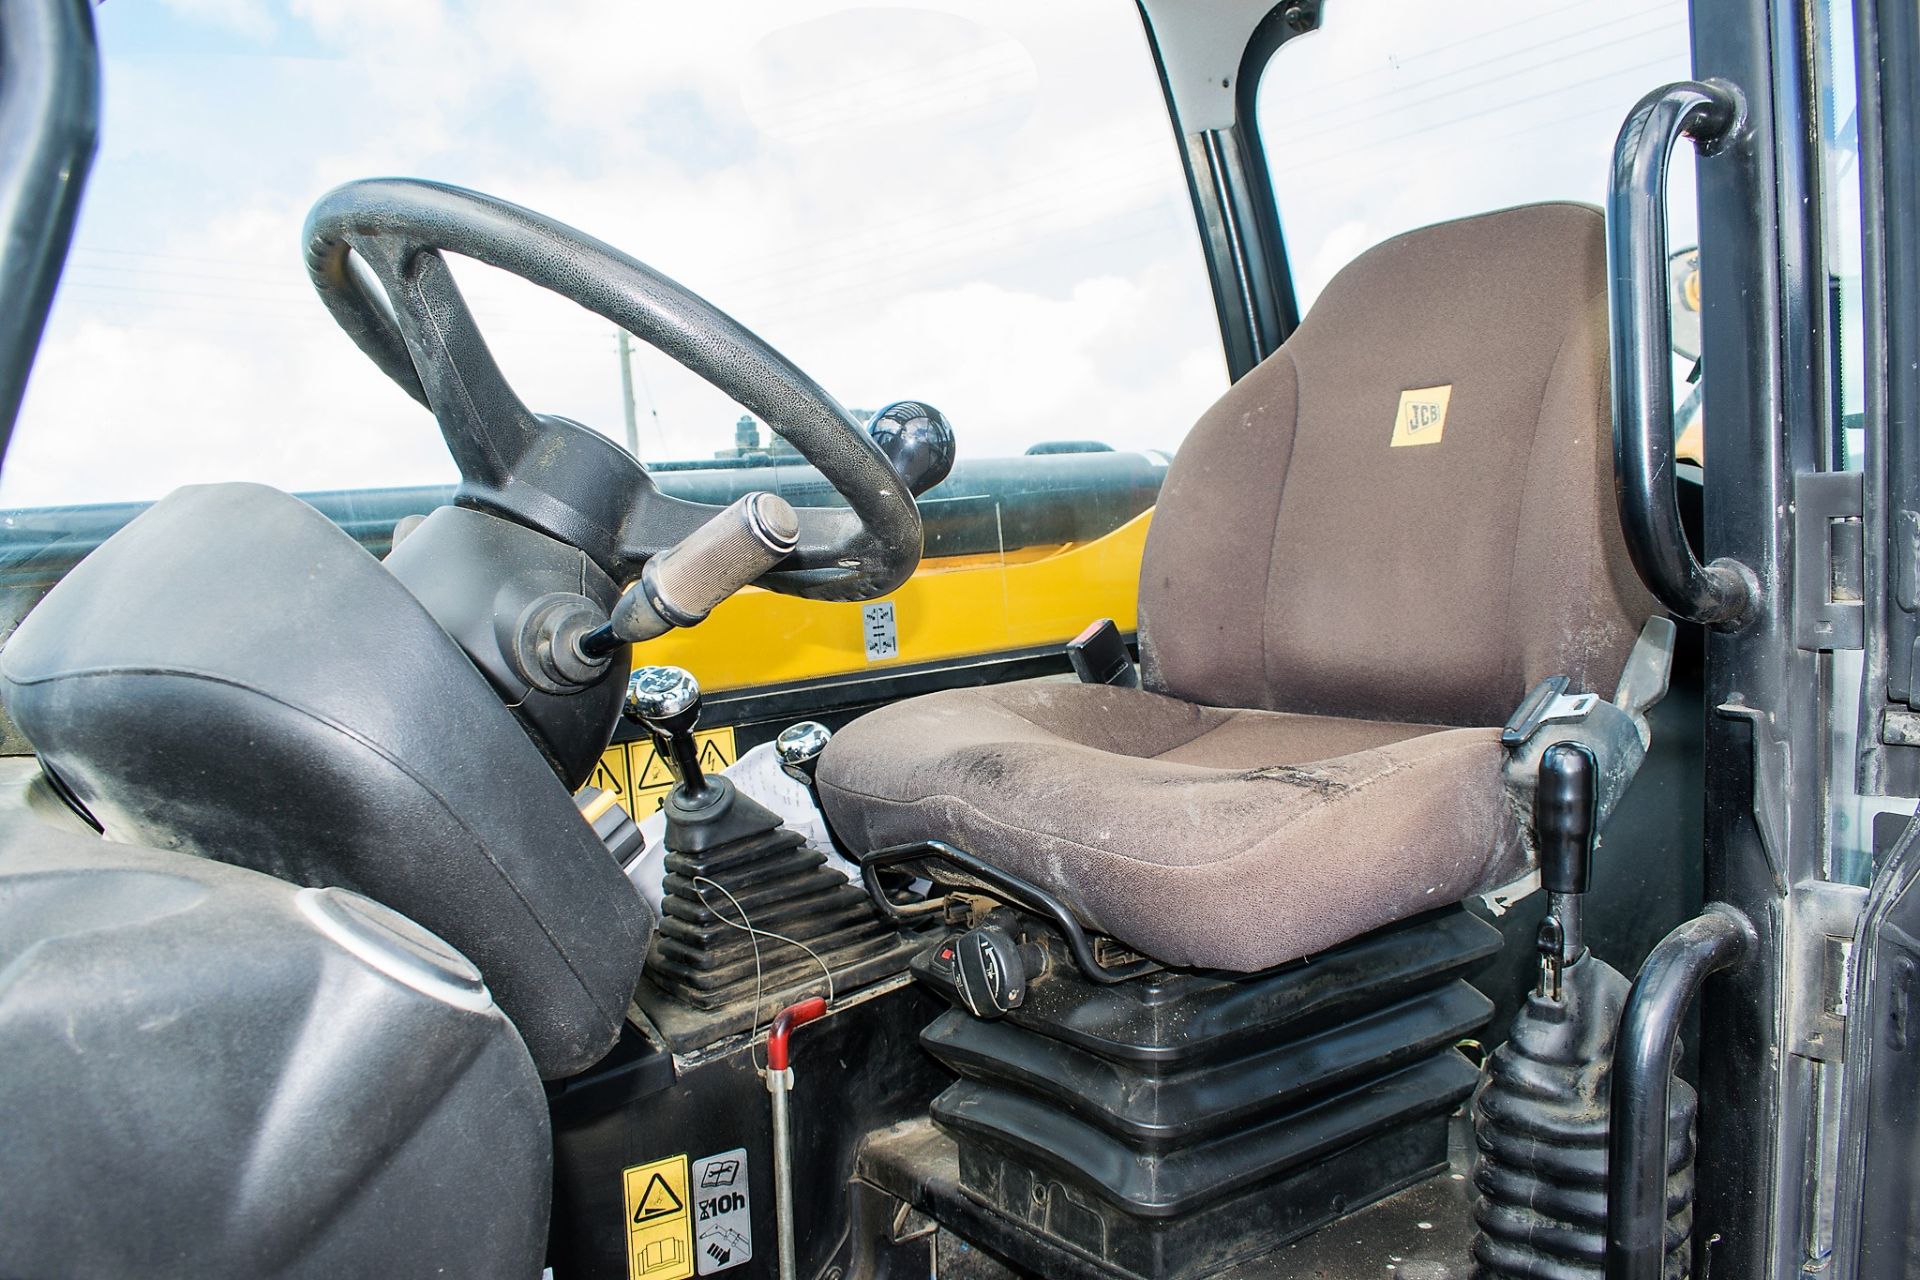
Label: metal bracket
xmin=1786 ymin=879 xmax=1869 ymax=1061
xmin=858 ymin=840 xmax=1159 ymax=985
xmin=1715 ymin=698 xmax=1791 ymax=895
xmin=1501 ymin=676 xmax=1601 ymax=746
xmin=1794 ymin=470 xmax=1865 ymax=651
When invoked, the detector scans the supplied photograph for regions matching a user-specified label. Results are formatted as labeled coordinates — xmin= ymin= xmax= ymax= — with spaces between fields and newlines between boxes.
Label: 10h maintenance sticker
xmin=690 ymin=1147 xmax=752 ymax=1275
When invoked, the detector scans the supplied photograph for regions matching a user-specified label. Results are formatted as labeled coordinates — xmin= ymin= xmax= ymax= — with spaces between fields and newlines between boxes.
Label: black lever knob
xmin=1536 ymin=741 xmax=1597 ymax=897
xmin=624 ymin=665 xmax=715 ymax=804
xmin=866 ymin=401 xmax=955 ymax=497
xmin=952 ymin=925 xmax=1032 ymax=1019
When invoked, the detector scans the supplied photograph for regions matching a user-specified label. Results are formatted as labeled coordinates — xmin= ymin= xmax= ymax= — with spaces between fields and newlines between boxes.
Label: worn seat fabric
xmin=817 ymin=203 xmax=1655 ymax=972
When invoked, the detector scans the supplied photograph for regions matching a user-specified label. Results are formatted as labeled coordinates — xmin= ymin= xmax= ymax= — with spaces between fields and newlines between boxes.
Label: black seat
xmin=0 ymin=482 xmax=650 ymax=1078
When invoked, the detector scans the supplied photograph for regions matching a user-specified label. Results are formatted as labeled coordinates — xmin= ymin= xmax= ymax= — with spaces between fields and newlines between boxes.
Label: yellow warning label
xmin=637 ymin=744 xmax=678 ymax=789
xmin=587 ymin=754 xmax=631 ymax=802
xmin=587 ymin=728 xmax=737 ymax=818
xmin=624 ymin=1153 xmax=693 ymax=1280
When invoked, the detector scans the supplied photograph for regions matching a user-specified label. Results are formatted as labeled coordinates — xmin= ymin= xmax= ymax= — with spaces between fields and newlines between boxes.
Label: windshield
xmin=0 ymin=1 xmax=1222 ymax=511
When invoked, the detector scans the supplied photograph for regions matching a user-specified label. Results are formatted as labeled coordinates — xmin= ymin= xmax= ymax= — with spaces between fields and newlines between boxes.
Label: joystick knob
xmin=624 ymin=665 xmax=715 ymax=804
xmin=775 ymin=721 xmax=832 ymax=785
xmin=626 ymin=664 xmax=701 ymax=724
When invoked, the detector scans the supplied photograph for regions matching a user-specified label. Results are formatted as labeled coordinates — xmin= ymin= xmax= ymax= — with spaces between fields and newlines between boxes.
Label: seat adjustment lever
xmin=923 ymin=924 xmax=1044 ymax=1018
xmin=1501 ymin=675 xmax=1597 ymax=747
xmin=1066 ymin=618 xmax=1139 ymax=688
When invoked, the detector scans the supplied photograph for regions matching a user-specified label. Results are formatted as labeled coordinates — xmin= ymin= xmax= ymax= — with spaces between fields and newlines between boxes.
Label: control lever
xmin=623 ymin=665 xmax=718 ymax=807
xmin=577 ymin=491 xmax=799 ymax=661
xmin=1534 ymin=741 xmax=1597 ymax=1001
xmin=776 ymin=719 xmax=849 ymax=856
xmin=774 ymin=720 xmax=831 ymax=787
xmin=923 ymin=924 xmax=1044 ymax=1019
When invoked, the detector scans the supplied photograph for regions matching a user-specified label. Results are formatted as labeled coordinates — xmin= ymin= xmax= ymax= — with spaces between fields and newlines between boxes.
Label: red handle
xmin=766 ymin=996 xmax=828 ymax=1072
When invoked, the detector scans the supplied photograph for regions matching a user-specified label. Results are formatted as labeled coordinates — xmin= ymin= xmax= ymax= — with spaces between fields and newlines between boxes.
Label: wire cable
xmin=691 ymin=874 xmax=837 ymax=1073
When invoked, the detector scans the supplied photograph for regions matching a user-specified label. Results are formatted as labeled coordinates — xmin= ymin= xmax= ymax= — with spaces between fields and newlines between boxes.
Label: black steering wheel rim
xmin=302 ymin=177 xmax=921 ymax=602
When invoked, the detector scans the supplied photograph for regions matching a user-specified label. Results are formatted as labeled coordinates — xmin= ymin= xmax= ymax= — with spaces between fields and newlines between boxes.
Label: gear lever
xmin=774 ymin=721 xmax=831 ymax=787
xmin=776 ymin=720 xmax=857 ymax=857
xmin=1534 ymin=741 xmax=1597 ymax=1000
xmin=625 ymin=665 xmax=718 ymax=807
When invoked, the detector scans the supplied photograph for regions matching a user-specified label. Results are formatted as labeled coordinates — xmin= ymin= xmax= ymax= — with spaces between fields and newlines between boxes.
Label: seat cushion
xmin=817 ymin=680 xmax=1518 ymax=971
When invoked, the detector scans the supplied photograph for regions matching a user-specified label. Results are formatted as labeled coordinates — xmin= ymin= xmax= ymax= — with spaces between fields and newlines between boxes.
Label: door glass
xmin=1253 ymin=1 xmax=1696 ymax=312
xmin=1252 ymin=1 xmax=1701 ymax=447
xmin=1816 ymin=4 xmax=1867 ymax=473
xmin=1811 ymin=0 xmax=1882 ymax=887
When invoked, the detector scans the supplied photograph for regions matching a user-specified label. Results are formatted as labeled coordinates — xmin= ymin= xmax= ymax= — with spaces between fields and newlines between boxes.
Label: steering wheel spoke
xmin=348 ymin=237 xmax=545 ymax=491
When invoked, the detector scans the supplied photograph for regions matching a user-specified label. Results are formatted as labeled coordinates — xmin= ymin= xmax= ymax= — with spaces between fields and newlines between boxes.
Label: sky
xmin=0 ymin=0 xmax=1700 ymax=511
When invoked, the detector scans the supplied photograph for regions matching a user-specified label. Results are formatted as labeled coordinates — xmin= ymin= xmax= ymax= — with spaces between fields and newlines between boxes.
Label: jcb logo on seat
xmin=1390 ymin=384 xmax=1453 ymax=447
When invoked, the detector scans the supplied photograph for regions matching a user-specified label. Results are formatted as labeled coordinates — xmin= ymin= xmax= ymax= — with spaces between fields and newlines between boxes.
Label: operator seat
xmin=816 ymin=203 xmax=1655 ymax=972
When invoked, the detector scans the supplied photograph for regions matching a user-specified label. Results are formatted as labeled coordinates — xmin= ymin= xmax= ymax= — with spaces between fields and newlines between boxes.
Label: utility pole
xmin=617 ymin=329 xmax=641 ymax=457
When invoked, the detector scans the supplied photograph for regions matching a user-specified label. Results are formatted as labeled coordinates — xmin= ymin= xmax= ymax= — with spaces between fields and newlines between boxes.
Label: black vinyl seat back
xmin=0 ymin=482 xmax=650 ymax=1078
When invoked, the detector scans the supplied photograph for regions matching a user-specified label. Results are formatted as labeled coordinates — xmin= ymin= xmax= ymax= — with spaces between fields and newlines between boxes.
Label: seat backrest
xmin=0 ymin=482 xmax=650 ymax=1079
xmin=1138 ymin=202 xmax=1655 ymax=727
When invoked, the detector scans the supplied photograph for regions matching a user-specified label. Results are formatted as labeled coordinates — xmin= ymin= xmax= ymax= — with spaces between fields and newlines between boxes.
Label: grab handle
xmin=1607 ymin=79 xmax=1757 ymax=628
xmin=1606 ymin=905 xmax=1755 ymax=1280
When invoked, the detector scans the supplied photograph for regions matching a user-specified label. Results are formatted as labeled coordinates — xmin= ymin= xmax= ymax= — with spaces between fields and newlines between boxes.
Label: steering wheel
xmin=302 ymin=178 xmax=922 ymax=602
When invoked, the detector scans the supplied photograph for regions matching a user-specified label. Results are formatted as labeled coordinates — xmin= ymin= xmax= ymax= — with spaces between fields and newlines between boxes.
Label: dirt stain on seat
xmin=960 ymin=751 xmax=1011 ymax=787
xmin=1237 ymin=764 xmax=1352 ymax=796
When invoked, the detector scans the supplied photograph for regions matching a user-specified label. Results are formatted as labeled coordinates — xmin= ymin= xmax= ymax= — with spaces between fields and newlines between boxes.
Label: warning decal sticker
xmin=623 ymin=1153 xmax=694 ymax=1280
xmin=691 ymin=1147 xmax=753 ymax=1275
xmin=588 ymin=727 xmax=737 ymax=818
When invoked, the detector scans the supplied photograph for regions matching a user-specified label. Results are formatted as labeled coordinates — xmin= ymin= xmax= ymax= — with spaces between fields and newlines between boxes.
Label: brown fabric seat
xmin=817 ymin=203 xmax=1655 ymax=972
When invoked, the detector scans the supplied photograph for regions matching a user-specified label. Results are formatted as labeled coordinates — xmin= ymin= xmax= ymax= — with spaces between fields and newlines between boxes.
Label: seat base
xmin=950 ymin=1118 xmax=1448 ymax=1280
xmin=857 ymin=1112 xmax=1489 ymax=1280
xmin=902 ymin=906 xmax=1502 ymax=1279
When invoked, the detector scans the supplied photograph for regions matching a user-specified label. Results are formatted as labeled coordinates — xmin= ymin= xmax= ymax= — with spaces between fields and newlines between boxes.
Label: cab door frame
xmin=1831 ymin=0 xmax=1920 ymax=1273
xmin=1682 ymin=0 xmax=1831 ymax=1273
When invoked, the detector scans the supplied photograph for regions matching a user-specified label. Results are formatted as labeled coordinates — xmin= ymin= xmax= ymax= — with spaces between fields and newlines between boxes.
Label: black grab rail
xmin=1605 ymin=905 xmax=1755 ymax=1280
xmin=1607 ymin=80 xmax=1757 ymax=628
xmin=0 ymin=0 xmax=99 ymax=463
